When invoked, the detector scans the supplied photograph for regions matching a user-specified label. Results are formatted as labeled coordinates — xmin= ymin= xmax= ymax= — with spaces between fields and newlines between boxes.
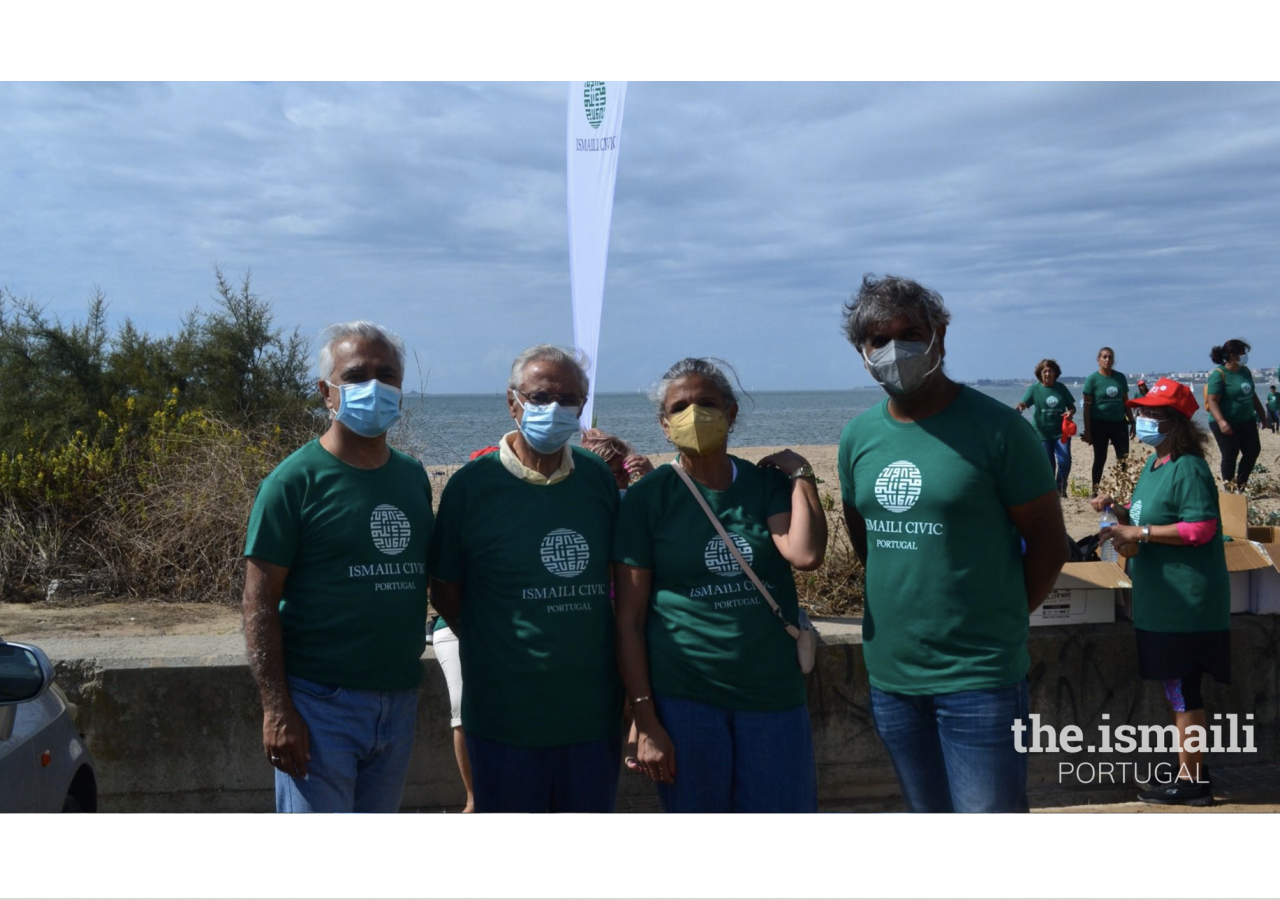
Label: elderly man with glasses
xmin=427 ymin=344 xmax=623 ymax=812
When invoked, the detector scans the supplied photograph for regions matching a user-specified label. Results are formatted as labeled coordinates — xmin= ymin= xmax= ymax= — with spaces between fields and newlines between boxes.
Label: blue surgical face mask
xmin=1238 ymin=353 xmax=1249 ymax=365
xmin=326 ymin=378 xmax=403 ymax=437
xmin=515 ymin=397 xmax=581 ymax=454
xmin=1135 ymin=416 xmax=1167 ymax=447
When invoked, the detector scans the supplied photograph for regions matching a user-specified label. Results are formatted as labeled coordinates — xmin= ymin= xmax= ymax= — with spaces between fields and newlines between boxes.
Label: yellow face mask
xmin=664 ymin=405 xmax=729 ymax=455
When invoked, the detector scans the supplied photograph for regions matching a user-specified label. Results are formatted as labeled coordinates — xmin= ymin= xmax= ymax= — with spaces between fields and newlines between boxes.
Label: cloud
xmin=2 ymin=81 xmax=1279 ymax=394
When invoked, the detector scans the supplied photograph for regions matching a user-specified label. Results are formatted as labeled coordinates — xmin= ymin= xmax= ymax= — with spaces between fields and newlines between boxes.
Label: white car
xmin=0 ymin=637 xmax=97 ymax=812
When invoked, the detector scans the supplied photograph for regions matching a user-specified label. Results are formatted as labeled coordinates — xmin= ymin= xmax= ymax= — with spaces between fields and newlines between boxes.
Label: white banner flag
xmin=567 ymin=81 xmax=627 ymax=429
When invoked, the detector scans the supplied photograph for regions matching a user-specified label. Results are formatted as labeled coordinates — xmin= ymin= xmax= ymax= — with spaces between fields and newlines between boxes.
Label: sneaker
xmin=1138 ymin=779 xmax=1214 ymax=807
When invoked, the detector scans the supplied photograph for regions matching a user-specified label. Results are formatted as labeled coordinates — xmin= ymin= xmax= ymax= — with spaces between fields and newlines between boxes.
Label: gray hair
xmin=317 ymin=321 xmax=407 ymax=381
xmin=842 ymin=274 xmax=952 ymax=351
xmin=508 ymin=344 xmax=591 ymax=394
xmin=648 ymin=358 xmax=739 ymax=414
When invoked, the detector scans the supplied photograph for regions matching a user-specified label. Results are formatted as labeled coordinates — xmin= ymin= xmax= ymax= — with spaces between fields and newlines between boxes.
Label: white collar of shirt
xmin=499 ymin=430 xmax=574 ymax=485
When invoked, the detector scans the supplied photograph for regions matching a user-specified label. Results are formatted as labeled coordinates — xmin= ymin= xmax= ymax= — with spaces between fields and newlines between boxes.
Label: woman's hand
xmin=623 ymin=453 xmax=654 ymax=481
xmin=1104 ymin=524 xmax=1143 ymax=557
xmin=635 ymin=718 xmax=677 ymax=785
xmin=1089 ymin=494 xmax=1117 ymax=513
xmin=1218 ymin=419 xmax=1234 ymax=435
xmin=757 ymin=449 xmax=810 ymax=475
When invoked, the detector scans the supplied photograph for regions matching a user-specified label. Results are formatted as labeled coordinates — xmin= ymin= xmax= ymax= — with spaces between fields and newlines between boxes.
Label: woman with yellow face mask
xmin=611 ymin=358 xmax=827 ymax=812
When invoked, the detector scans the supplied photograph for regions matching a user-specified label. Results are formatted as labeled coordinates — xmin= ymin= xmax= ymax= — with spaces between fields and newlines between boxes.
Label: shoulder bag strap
xmin=669 ymin=460 xmax=801 ymax=640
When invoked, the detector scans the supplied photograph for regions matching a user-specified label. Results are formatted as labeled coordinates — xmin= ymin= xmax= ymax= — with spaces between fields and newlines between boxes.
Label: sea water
xmin=397 ymin=385 xmax=1034 ymax=466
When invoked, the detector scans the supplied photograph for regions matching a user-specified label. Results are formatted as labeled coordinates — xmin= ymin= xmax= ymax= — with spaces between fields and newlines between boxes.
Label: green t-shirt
xmin=1083 ymin=370 xmax=1130 ymax=422
xmin=1267 ymin=391 xmax=1279 ymax=413
xmin=1207 ymin=366 xmax=1258 ymax=424
xmin=611 ymin=458 xmax=805 ymax=712
xmin=837 ymin=386 xmax=1056 ymax=695
xmin=1020 ymin=382 xmax=1076 ymax=440
xmin=1128 ymin=454 xmax=1230 ymax=633
xmin=243 ymin=440 xmax=433 ymax=692
xmin=427 ymin=449 xmax=621 ymax=748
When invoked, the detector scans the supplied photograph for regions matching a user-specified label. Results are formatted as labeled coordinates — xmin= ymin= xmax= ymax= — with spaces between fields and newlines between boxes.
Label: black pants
xmin=1089 ymin=417 xmax=1129 ymax=486
xmin=1209 ymin=418 xmax=1261 ymax=486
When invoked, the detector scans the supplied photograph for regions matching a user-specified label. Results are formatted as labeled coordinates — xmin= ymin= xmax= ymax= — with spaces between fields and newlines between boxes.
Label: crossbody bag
xmin=670 ymin=460 xmax=818 ymax=674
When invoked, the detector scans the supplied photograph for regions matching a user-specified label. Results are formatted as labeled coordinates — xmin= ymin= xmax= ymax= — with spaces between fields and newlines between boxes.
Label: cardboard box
xmin=1030 ymin=561 xmax=1127 ymax=627
xmin=1223 ymin=540 xmax=1270 ymax=613
xmin=1219 ymin=493 xmax=1268 ymax=613
xmin=1246 ymin=526 xmax=1280 ymax=615
xmin=1219 ymin=491 xmax=1248 ymax=539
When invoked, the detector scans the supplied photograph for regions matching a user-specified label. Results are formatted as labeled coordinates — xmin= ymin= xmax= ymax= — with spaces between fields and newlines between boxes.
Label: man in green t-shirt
xmin=838 ymin=274 xmax=1067 ymax=813
xmin=243 ymin=321 xmax=433 ymax=813
xmin=428 ymin=345 xmax=623 ymax=813
xmin=1267 ymin=385 xmax=1279 ymax=433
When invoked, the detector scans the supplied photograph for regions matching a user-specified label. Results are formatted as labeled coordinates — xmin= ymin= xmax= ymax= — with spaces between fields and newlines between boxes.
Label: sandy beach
xmin=3 ymin=426 xmax=1279 ymax=641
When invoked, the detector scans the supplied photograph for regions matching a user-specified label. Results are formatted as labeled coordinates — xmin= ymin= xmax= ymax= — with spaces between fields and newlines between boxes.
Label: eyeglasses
xmin=1135 ymin=408 xmax=1173 ymax=421
xmin=516 ymin=388 xmax=584 ymax=408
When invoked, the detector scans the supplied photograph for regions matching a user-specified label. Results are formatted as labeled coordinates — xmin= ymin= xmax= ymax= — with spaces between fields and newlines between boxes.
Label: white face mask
xmin=862 ymin=331 xmax=941 ymax=396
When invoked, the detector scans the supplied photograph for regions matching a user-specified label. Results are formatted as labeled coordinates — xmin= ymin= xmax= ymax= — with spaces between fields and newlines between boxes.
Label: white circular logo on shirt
xmin=1045 ymin=394 xmax=1060 ymax=408
xmin=1242 ymin=381 xmax=1254 ymax=395
xmin=370 ymin=504 xmax=411 ymax=556
xmin=704 ymin=533 xmax=754 ymax=577
xmin=540 ymin=528 xmax=590 ymax=578
xmin=1130 ymin=500 xmax=1143 ymax=526
xmin=875 ymin=460 xmax=922 ymax=513
xmin=1106 ymin=386 xmax=1119 ymax=398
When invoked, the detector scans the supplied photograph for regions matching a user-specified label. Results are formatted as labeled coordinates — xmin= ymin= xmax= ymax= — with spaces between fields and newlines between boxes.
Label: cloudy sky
xmin=3 ymin=79 xmax=1279 ymax=393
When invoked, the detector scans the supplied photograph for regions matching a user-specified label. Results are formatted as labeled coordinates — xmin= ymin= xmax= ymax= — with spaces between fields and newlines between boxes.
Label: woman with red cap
xmin=1091 ymin=378 xmax=1229 ymax=807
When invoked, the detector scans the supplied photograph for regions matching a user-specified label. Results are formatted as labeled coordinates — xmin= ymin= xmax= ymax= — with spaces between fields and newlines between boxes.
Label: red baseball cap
xmin=1127 ymin=377 xmax=1198 ymax=417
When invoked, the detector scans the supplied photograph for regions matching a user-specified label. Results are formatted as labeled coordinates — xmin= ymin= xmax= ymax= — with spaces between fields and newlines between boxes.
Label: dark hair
xmin=1035 ymin=358 xmax=1061 ymax=381
xmin=1097 ymin=346 xmax=1115 ymax=360
xmin=1163 ymin=410 xmax=1210 ymax=460
xmin=1209 ymin=339 xmax=1250 ymax=366
xmin=842 ymin=274 xmax=951 ymax=350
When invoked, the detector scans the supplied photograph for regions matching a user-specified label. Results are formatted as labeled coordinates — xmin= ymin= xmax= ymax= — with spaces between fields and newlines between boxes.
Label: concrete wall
xmin=50 ymin=615 xmax=1280 ymax=812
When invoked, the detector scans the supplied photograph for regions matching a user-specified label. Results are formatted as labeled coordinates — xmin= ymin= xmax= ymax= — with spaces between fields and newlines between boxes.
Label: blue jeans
xmin=465 ymin=732 xmax=621 ymax=813
xmin=652 ymin=693 xmax=817 ymax=813
xmin=1041 ymin=438 xmax=1071 ymax=490
xmin=275 ymin=674 xmax=419 ymax=813
xmin=870 ymin=680 xmax=1029 ymax=813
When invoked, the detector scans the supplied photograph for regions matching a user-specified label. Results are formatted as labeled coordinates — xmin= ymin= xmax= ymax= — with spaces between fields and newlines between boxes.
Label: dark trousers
xmin=1210 ymin=419 xmax=1261 ymax=487
xmin=1089 ymin=417 xmax=1129 ymax=486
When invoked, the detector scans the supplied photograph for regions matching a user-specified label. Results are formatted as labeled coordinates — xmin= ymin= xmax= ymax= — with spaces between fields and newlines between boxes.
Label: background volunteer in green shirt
xmin=1205 ymin=338 xmax=1268 ymax=491
xmin=243 ymin=321 xmax=431 ymax=814
xmin=1015 ymin=358 xmax=1077 ymax=498
xmin=613 ymin=357 xmax=826 ymax=813
xmin=1081 ymin=346 xmax=1134 ymax=495
xmin=838 ymin=274 xmax=1067 ymax=814
xmin=428 ymin=344 xmax=622 ymax=813
xmin=1091 ymin=378 xmax=1229 ymax=807
xmin=1267 ymin=384 xmax=1279 ymax=434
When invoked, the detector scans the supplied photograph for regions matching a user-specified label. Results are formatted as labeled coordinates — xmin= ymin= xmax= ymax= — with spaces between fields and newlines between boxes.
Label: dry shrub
xmin=795 ymin=491 xmax=865 ymax=617
xmin=0 ymin=397 xmax=324 ymax=604
xmin=88 ymin=412 xmax=323 ymax=604
xmin=1097 ymin=445 xmax=1152 ymax=507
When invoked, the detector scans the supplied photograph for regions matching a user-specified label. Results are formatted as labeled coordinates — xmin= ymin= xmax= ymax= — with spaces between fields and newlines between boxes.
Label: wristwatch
xmin=789 ymin=464 xmax=816 ymax=481
xmin=1140 ymin=525 xmax=1151 ymax=543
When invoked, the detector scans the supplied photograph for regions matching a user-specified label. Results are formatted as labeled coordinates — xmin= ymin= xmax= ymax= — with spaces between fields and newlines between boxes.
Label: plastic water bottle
xmin=1099 ymin=505 xmax=1119 ymax=562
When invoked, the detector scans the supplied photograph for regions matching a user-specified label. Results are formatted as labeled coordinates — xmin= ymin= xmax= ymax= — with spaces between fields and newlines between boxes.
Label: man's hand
xmin=263 ymin=702 xmax=311 ymax=779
